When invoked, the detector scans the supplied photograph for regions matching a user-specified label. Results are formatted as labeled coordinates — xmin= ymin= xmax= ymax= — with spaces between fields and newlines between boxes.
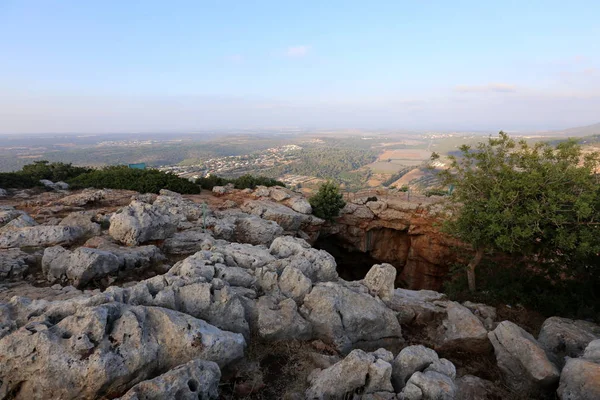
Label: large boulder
xmin=391 ymin=345 xmax=441 ymax=391
xmin=386 ymin=288 xmax=447 ymax=325
xmin=557 ymin=357 xmax=600 ymax=400
xmin=363 ymin=263 xmax=396 ymax=302
xmin=59 ymin=211 xmax=102 ymax=238
xmin=162 ymin=229 xmax=215 ymax=255
xmin=278 ymin=265 xmax=312 ymax=303
xmin=270 ymin=236 xmax=338 ymax=282
xmin=399 ymin=371 xmax=456 ymax=400
xmin=435 ymin=301 xmax=490 ymax=353
xmin=242 ymin=200 xmax=323 ymax=232
xmin=109 ymin=201 xmax=178 ymax=245
xmin=306 ymin=349 xmax=376 ymax=399
xmin=488 ymin=321 xmax=560 ymax=393
xmin=455 ymin=375 xmax=496 ymax=400
xmin=538 ymin=316 xmax=600 ymax=367
xmin=300 ymin=282 xmax=403 ymax=353
xmin=0 ymin=225 xmax=83 ymax=249
xmin=231 ymin=214 xmax=284 ymax=246
xmin=118 ymin=359 xmax=221 ymax=400
xmin=256 ymin=296 xmax=312 ymax=340
xmin=42 ymin=246 xmax=120 ymax=288
xmin=0 ymin=248 xmax=39 ymax=281
xmin=0 ymin=303 xmax=245 ymax=399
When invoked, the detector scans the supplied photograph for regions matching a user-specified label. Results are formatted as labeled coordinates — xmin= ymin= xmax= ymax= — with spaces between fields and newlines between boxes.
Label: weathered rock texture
xmin=322 ymin=196 xmax=462 ymax=290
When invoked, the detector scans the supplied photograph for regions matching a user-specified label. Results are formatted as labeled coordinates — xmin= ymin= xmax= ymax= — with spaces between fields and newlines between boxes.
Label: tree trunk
xmin=467 ymin=248 xmax=484 ymax=292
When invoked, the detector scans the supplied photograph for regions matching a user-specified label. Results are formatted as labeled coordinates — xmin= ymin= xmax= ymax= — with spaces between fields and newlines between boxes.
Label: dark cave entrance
xmin=313 ymin=234 xmax=386 ymax=282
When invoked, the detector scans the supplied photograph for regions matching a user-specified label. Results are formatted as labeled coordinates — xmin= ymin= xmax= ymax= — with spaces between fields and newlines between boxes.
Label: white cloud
xmin=454 ymin=83 xmax=517 ymax=93
xmin=286 ymin=45 xmax=311 ymax=57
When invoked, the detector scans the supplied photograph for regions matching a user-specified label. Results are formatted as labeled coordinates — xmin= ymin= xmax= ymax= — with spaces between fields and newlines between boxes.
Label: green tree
xmin=309 ymin=181 xmax=346 ymax=220
xmin=436 ymin=131 xmax=600 ymax=292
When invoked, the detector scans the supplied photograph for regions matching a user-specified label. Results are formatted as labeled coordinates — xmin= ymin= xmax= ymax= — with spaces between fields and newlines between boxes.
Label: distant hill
xmin=541 ymin=122 xmax=600 ymax=138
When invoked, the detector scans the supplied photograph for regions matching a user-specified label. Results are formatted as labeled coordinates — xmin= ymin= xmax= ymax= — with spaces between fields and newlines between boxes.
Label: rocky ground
xmin=0 ymin=184 xmax=599 ymax=399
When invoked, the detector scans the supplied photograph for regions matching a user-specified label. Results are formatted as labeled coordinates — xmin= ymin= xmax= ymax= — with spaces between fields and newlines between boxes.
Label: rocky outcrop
xmin=488 ymin=321 xmax=560 ymax=394
xmin=538 ymin=316 xmax=600 ymax=367
xmin=0 ymin=225 xmax=83 ymax=249
xmin=0 ymin=303 xmax=245 ymax=399
xmin=117 ymin=359 xmax=221 ymax=400
xmin=300 ymin=281 xmax=403 ymax=353
xmin=59 ymin=211 xmax=101 ymax=238
xmin=109 ymin=200 xmax=178 ymax=245
xmin=0 ymin=248 xmax=39 ymax=281
xmin=558 ymin=339 xmax=600 ymax=400
xmin=435 ymin=301 xmax=490 ymax=353
xmin=323 ymin=196 xmax=461 ymax=290
xmin=42 ymin=243 xmax=164 ymax=288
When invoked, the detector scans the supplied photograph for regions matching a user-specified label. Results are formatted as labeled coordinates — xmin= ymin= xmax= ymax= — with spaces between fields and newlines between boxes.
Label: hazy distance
xmin=1 ymin=0 xmax=599 ymax=133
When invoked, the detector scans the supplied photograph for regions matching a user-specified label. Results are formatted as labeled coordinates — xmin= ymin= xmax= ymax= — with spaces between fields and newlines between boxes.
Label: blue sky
xmin=1 ymin=0 xmax=599 ymax=133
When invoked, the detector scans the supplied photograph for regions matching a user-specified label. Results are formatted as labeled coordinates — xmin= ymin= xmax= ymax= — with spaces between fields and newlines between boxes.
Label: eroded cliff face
xmin=321 ymin=196 xmax=465 ymax=291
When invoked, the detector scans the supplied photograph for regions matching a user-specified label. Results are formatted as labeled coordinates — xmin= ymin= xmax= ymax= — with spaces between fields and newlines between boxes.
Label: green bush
xmin=424 ymin=188 xmax=447 ymax=197
xmin=196 ymin=174 xmax=285 ymax=190
xmin=444 ymin=257 xmax=600 ymax=321
xmin=68 ymin=166 xmax=201 ymax=194
xmin=0 ymin=160 xmax=92 ymax=189
xmin=309 ymin=181 xmax=346 ymax=221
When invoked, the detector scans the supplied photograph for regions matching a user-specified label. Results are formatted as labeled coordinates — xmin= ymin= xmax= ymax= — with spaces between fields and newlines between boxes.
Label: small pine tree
xmin=309 ymin=181 xmax=346 ymax=221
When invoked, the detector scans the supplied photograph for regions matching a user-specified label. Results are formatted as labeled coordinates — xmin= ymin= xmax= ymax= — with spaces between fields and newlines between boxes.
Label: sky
xmin=1 ymin=0 xmax=599 ymax=133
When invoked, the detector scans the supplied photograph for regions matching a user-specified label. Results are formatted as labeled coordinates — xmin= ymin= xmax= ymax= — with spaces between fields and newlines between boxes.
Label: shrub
xmin=0 ymin=160 xmax=92 ymax=189
xmin=196 ymin=174 xmax=285 ymax=190
xmin=309 ymin=181 xmax=346 ymax=221
xmin=68 ymin=166 xmax=201 ymax=194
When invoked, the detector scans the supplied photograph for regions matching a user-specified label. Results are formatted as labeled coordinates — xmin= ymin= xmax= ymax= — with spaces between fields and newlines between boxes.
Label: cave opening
xmin=314 ymin=234 xmax=392 ymax=282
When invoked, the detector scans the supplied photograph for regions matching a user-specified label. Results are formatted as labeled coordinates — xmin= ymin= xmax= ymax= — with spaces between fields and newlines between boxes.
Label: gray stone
xmin=117 ymin=359 xmax=221 ymax=400
xmin=538 ymin=316 xmax=600 ymax=367
xmin=109 ymin=201 xmax=178 ymax=245
xmin=363 ymin=263 xmax=396 ymax=302
xmin=59 ymin=211 xmax=101 ymax=238
xmin=364 ymin=359 xmax=394 ymax=393
xmin=399 ymin=371 xmax=456 ymax=400
xmin=279 ymin=265 xmax=312 ymax=303
xmin=392 ymin=345 xmax=440 ymax=391
xmin=257 ymin=296 xmax=312 ymax=340
xmin=42 ymin=246 xmax=120 ymax=288
xmin=0 ymin=225 xmax=83 ymax=249
xmin=455 ymin=375 xmax=496 ymax=400
xmin=306 ymin=349 xmax=375 ymax=399
xmin=583 ymin=339 xmax=600 ymax=362
xmin=0 ymin=303 xmax=245 ymax=399
xmin=437 ymin=301 xmax=490 ymax=353
xmin=557 ymin=357 xmax=600 ymax=400
xmin=301 ymin=282 xmax=403 ymax=353
xmin=0 ymin=248 xmax=38 ymax=281
xmin=488 ymin=321 xmax=560 ymax=393
xmin=162 ymin=229 xmax=215 ymax=255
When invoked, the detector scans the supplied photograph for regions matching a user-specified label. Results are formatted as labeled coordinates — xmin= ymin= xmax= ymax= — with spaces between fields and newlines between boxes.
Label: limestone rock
xmin=42 ymin=246 xmax=120 ymax=288
xmin=365 ymin=358 xmax=394 ymax=393
xmin=0 ymin=248 xmax=39 ymax=281
xmin=287 ymin=197 xmax=312 ymax=214
xmin=213 ymin=242 xmax=276 ymax=270
xmin=557 ymin=357 xmax=600 ymax=400
xmin=306 ymin=349 xmax=375 ymax=399
xmin=0 ymin=188 xmax=7 ymax=197
xmin=118 ymin=359 xmax=221 ymax=400
xmin=57 ymin=189 xmax=106 ymax=206
xmin=399 ymin=371 xmax=456 ymax=400
xmin=162 ymin=229 xmax=215 ymax=255
xmin=278 ymin=265 xmax=312 ymax=303
xmin=270 ymin=236 xmax=338 ymax=282
xmin=212 ymin=186 xmax=227 ymax=195
xmin=0 ymin=225 xmax=83 ymax=249
xmin=392 ymin=345 xmax=440 ymax=391
xmin=538 ymin=316 xmax=600 ymax=367
xmin=232 ymin=214 xmax=284 ymax=246
xmin=257 ymin=296 xmax=312 ymax=340
xmin=0 ymin=206 xmax=27 ymax=227
xmin=387 ymin=288 xmax=447 ymax=325
xmin=270 ymin=187 xmax=291 ymax=201
xmin=109 ymin=200 xmax=178 ymax=245
xmin=363 ymin=263 xmax=396 ymax=302
xmin=0 ymin=303 xmax=245 ymax=399
xmin=583 ymin=339 xmax=600 ymax=362
xmin=59 ymin=211 xmax=102 ymax=238
xmin=488 ymin=321 xmax=560 ymax=393
xmin=300 ymin=282 xmax=403 ymax=353
xmin=1 ymin=213 xmax=37 ymax=229
xmin=242 ymin=200 xmax=323 ymax=233
xmin=436 ymin=301 xmax=490 ymax=353
xmin=462 ymin=301 xmax=497 ymax=331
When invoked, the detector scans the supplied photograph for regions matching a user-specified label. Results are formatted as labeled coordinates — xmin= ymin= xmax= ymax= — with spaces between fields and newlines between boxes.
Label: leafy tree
xmin=435 ymin=131 xmax=600 ymax=291
xmin=309 ymin=181 xmax=346 ymax=220
xmin=21 ymin=160 xmax=91 ymax=182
